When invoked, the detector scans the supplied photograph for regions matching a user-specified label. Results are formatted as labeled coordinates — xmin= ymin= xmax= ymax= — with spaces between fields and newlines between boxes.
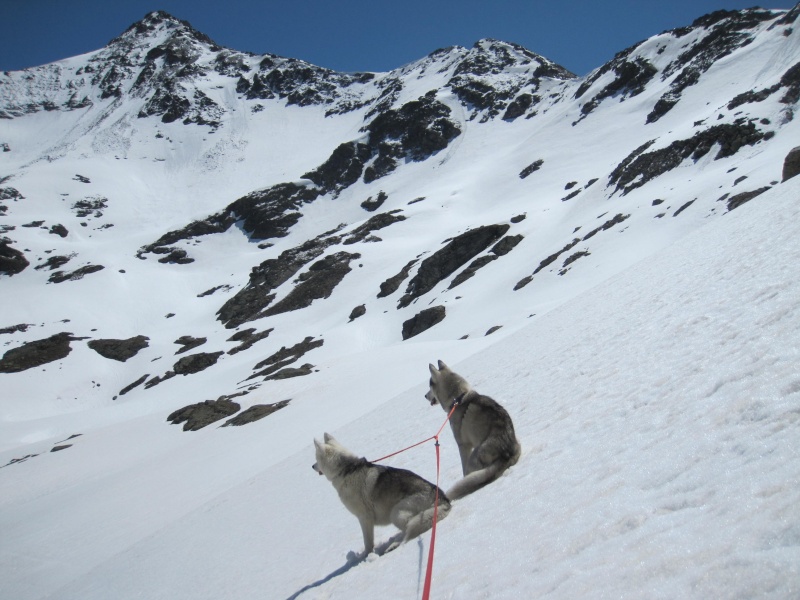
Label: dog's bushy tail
xmin=446 ymin=444 xmax=521 ymax=501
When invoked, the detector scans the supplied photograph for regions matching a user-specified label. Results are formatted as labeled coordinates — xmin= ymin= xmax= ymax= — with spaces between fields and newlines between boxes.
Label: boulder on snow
xmin=782 ymin=146 xmax=800 ymax=181
xmin=173 ymin=351 xmax=224 ymax=375
xmin=167 ymin=398 xmax=241 ymax=431
xmin=88 ymin=335 xmax=150 ymax=362
xmin=222 ymin=400 xmax=291 ymax=426
xmin=0 ymin=332 xmax=87 ymax=373
xmin=0 ymin=240 xmax=29 ymax=276
xmin=402 ymin=306 xmax=446 ymax=340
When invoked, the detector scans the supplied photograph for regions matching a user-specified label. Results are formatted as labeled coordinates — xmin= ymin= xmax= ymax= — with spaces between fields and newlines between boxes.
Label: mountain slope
xmin=1 ymin=6 xmax=800 ymax=599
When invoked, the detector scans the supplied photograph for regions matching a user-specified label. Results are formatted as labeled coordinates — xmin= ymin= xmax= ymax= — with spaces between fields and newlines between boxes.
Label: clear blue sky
xmin=2 ymin=1 xmax=794 ymax=76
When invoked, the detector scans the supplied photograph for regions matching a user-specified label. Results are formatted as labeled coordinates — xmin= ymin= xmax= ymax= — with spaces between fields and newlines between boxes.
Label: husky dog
xmin=426 ymin=360 xmax=521 ymax=500
xmin=313 ymin=433 xmax=450 ymax=556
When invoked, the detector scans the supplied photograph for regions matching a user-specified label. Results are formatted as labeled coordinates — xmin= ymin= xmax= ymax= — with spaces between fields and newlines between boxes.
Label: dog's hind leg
xmin=400 ymin=500 xmax=451 ymax=543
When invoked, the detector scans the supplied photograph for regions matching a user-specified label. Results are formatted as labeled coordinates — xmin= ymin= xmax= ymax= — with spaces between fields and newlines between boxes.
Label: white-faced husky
xmin=426 ymin=360 xmax=521 ymax=500
xmin=313 ymin=433 xmax=451 ymax=556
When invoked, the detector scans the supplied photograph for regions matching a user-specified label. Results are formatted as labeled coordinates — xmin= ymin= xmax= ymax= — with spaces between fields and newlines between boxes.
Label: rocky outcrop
xmin=261 ymin=251 xmax=360 ymax=317
xmin=217 ymin=230 xmax=342 ymax=328
xmin=174 ymin=336 xmax=206 ymax=354
xmin=402 ymin=306 xmax=446 ymax=340
xmin=222 ymin=400 xmax=291 ymax=426
xmin=0 ymin=332 xmax=87 ymax=373
xmin=173 ymin=351 xmax=224 ymax=375
xmin=610 ymin=123 xmax=772 ymax=195
xmin=398 ymin=224 xmax=510 ymax=307
xmin=167 ymin=398 xmax=240 ymax=431
xmin=48 ymin=264 xmax=105 ymax=283
xmin=727 ymin=187 xmax=771 ymax=211
xmin=782 ymin=146 xmax=800 ymax=181
xmin=88 ymin=335 xmax=150 ymax=361
xmin=647 ymin=8 xmax=778 ymax=123
xmin=249 ymin=336 xmax=323 ymax=380
xmin=0 ymin=240 xmax=28 ymax=276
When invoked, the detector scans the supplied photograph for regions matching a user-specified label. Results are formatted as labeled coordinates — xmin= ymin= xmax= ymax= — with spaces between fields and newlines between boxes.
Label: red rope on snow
xmin=370 ymin=398 xmax=462 ymax=599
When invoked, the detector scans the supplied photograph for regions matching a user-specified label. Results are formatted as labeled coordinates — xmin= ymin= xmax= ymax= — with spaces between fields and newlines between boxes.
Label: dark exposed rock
xmin=485 ymin=326 xmax=503 ymax=336
xmin=402 ymin=306 xmax=446 ymax=340
xmin=217 ymin=231 xmax=342 ymax=328
xmin=378 ymin=259 xmax=417 ymax=298
xmin=0 ymin=332 xmax=86 ymax=373
xmin=491 ymin=234 xmax=524 ymax=256
xmin=581 ymin=214 xmax=630 ymax=241
xmin=727 ymin=84 xmax=780 ymax=110
xmin=349 ymin=305 xmax=366 ymax=321
xmin=222 ymin=400 xmax=291 ymax=426
xmin=610 ymin=123 xmax=771 ymax=195
xmin=49 ymin=224 xmax=69 ymax=238
xmin=560 ymin=251 xmax=591 ymax=274
xmin=782 ymin=146 xmax=800 ymax=181
xmin=343 ymin=210 xmax=405 ymax=245
xmin=533 ymin=238 xmax=581 ymax=275
xmin=174 ymin=335 xmax=207 ymax=354
xmin=449 ymin=255 xmax=497 ymax=289
xmin=250 ymin=336 xmax=323 ymax=379
xmin=673 ymin=200 xmax=696 ymax=217
xmin=449 ymin=234 xmax=524 ymax=289
xmin=88 ymin=335 xmax=150 ymax=362
xmin=119 ymin=374 xmax=149 ymax=396
xmin=0 ymin=240 xmax=29 ymax=276
xmin=198 ymin=284 xmax=233 ymax=297
xmin=446 ymin=40 xmax=573 ymax=122
xmin=726 ymin=187 xmax=771 ymax=211
xmin=226 ymin=328 xmax=273 ymax=355
xmin=172 ymin=351 xmax=224 ymax=375
xmin=167 ymin=398 xmax=241 ymax=431
xmin=266 ymin=364 xmax=314 ymax=380
xmin=35 ymin=254 xmax=74 ymax=271
xmin=398 ymin=224 xmax=509 ymax=308
xmin=360 ymin=191 xmax=388 ymax=212
xmin=779 ymin=61 xmax=800 ymax=105
xmin=0 ymin=323 xmax=31 ymax=335
xmin=262 ymin=251 xmax=360 ymax=317
xmin=503 ymin=93 xmax=535 ymax=120
xmin=575 ymin=53 xmax=658 ymax=118
xmin=72 ymin=196 xmax=107 ymax=218
xmin=510 ymin=213 xmax=527 ymax=223
xmin=48 ymin=264 xmax=105 ymax=283
xmin=648 ymin=8 xmax=777 ymax=123
xmin=0 ymin=187 xmax=24 ymax=201
xmin=157 ymin=248 xmax=194 ymax=264
xmin=519 ymin=159 xmax=544 ymax=179
xmin=140 ymin=182 xmax=320 ymax=260
xmin=22 ymin=220 xmax=45 ymax=228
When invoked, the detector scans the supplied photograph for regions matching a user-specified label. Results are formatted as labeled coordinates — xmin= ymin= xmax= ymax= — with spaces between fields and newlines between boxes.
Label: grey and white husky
xmin=426 ymin=360 xmax=521 ymax=500
xmin=313 ymin=433 xmax=451 ymax=556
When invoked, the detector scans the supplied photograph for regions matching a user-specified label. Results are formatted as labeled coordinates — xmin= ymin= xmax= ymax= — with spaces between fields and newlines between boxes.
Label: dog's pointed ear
xmin=314 ymin=438 xmax=324 ymax=451
xmin=429 ymin=363 xmax=438 ymax=376
xmin=323 ymin=432 xmax=334 ymax=443
xmin=437 ymin=359 xmax=449 ymax=372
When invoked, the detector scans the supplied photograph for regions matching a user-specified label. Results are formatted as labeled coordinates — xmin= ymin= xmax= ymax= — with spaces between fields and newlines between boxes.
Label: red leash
xmin=371 ymin=399 xmax=461 ymax=600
